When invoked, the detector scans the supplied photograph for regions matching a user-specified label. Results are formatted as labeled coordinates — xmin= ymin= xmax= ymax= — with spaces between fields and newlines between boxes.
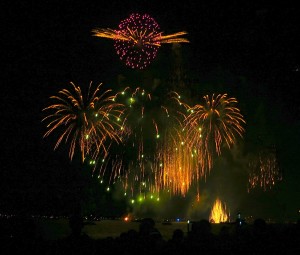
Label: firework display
xmin=42 ymin=82 xmax=125 ymax=162
xmin=176 ymin=93 xmax=246 ymax=176
xmin=88 ymin=90 xmax=246 ymax=200
xmin=95 ymin=87 xmax=187 ymax=197
xmin=155 ymin=92 xmax=202 ymax=196
xmin=92 ymin=13 xmax=189 ymax=69
xmin=97 ymin=87 xmax=162 ymax=196
xmin=248 ymin=147 xmax=282 ymax=192
xmin=42 ymin=82 xmax=247 ymax=202
xmin=41 ymin=13 xmax=285 ymax=217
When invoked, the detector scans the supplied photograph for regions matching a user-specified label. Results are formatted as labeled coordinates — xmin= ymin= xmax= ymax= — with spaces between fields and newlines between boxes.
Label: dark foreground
xmin=1 ymin=216 xmax=299 ymax=254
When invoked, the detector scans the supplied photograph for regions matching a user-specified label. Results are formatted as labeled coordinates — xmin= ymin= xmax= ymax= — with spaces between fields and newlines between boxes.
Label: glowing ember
xmin=209 ymin=198 xmax=229 ymax=223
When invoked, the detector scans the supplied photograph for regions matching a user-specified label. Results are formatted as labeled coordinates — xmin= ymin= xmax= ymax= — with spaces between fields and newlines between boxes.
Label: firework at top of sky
xmin=92 ymin=13 xmax=189 ymax=69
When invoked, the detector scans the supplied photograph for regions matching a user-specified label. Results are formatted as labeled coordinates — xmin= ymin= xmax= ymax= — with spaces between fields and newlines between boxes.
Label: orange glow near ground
xmin=209 ymin=198 xmax=229 ymax=223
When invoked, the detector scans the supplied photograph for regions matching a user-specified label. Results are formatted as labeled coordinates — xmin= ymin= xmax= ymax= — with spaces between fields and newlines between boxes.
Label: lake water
xmin=37 ymin=218 xmax=228 ymax=240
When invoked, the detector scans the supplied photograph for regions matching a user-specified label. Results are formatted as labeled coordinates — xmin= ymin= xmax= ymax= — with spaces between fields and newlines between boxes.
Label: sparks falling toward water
xmin=42 ymin=81 xmax=125 ymax=162
xmin=248 ymin=147 xmax=282 ymax=192
xmin=92 ymin=13 xmax=189 ymax=69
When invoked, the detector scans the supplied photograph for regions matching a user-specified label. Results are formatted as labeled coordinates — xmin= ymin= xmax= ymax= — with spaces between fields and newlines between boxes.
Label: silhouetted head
xmin=172 ymin=228 xmax=184 ymax=241
xmin=139 ymin=218 xmax=155 ymax=236
xmin=253 ymin=218 xmax=267 ymax=233
xmin=191 ymin=219 xmax=211 ymax=235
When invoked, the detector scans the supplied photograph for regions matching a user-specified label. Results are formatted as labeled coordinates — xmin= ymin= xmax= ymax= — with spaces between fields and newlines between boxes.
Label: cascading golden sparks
xmin=94 ymin=88 xmax=199 ymax=197
xmin=248 ymin=147 xmax=282 ymax=192
xmin=156 ymin=119 xmax=199 ymax=196
xmin=85 ymin=90 xmax=246 ymax=202
xmin=108 ymin=91 xmax=246 ymax=198
xmin=42 ymin=81 xmax=125 ymax=162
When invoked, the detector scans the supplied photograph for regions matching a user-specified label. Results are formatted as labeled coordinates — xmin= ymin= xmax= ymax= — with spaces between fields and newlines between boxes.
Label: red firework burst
xmin=114 ymin=13 xmax=160 ymax=69
xmin=92 ymin=13 xmax=189 ymax=69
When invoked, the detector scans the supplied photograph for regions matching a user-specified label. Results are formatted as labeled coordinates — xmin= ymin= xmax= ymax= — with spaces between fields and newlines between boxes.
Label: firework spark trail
xmin=71 ymin=89 xmax=245 ymax=201
xmin=248 ymin=148 xmax=282 ymax=192
xmin=156 ymin=31 xmax=190 ymax=44
xmin=153 ymin=93 xmax=194 ymax=196
xmin=157 ymin=124 xmax=198 ymax=195
xmin=178 ymin=93 xmax=246 ymax=175
xmin=96 ymin=87 xmax=160 ymax=195
xmin=92 ymin=87 xmax=193 ymax=197
xmin=42 ymin=81 xmax=125 ymax=162
xmin=92 ymin=13 xmax=189 ymax=69
xmin=113 ymin=91 xmax=223 ymax=197
xmin=122 ymin=88 xmax=163 ymax=195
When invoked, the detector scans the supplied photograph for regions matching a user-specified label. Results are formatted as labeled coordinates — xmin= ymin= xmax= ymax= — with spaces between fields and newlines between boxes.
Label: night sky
xmin=2 ymin=1 xmax=300 ymax=221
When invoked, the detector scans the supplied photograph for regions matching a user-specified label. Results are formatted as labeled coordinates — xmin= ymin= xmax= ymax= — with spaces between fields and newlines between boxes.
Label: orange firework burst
xmin=182 ymin=94 xmax=246 ymax=175
xmin=92 ymin=13 xmax=189 ymax=69
xmin=248 ymin=147 xmax=282 ymax=192
xmin=42 ymin=81 xmax=125 ymax=162
xmin=88 ymin=91 xmax=245 ymax=201
xmin=209 ymin=198 xmax=229 ymax=223
xmin=95 ymin=88 xmax=195 ymax=197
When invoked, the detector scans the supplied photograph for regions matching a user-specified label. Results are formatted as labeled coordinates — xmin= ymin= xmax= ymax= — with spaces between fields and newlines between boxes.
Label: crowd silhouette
xmin=0 ymin=216 xmax=299 ymax=254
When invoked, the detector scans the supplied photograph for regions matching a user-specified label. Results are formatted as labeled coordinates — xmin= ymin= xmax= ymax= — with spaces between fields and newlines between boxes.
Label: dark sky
xmin=2 ymin=1 xmax=300 ymax=220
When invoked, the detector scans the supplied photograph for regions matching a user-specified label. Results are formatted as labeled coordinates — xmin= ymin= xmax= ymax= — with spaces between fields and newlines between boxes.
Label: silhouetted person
xmin=171 ymin=228 xmax=184 ymax=243
xmin=251 ymin=218 xmax=272 ymax=254
xmin=138 ymin=218 xmax=164 ymax=252
xmin=164 ymin=228 xmax=185 ymax=255
xmin=69 ymin=214 xmax=84 ymax=238
xmin=216 ymin=225 xmax=233 ymax=254
xmin=56 ymin=214 xmax=94 ymax=255
xmin=138 ymin=218 xmax=155 ymax=236
xmin=186 ymin=219 xmax=216 ymax=254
